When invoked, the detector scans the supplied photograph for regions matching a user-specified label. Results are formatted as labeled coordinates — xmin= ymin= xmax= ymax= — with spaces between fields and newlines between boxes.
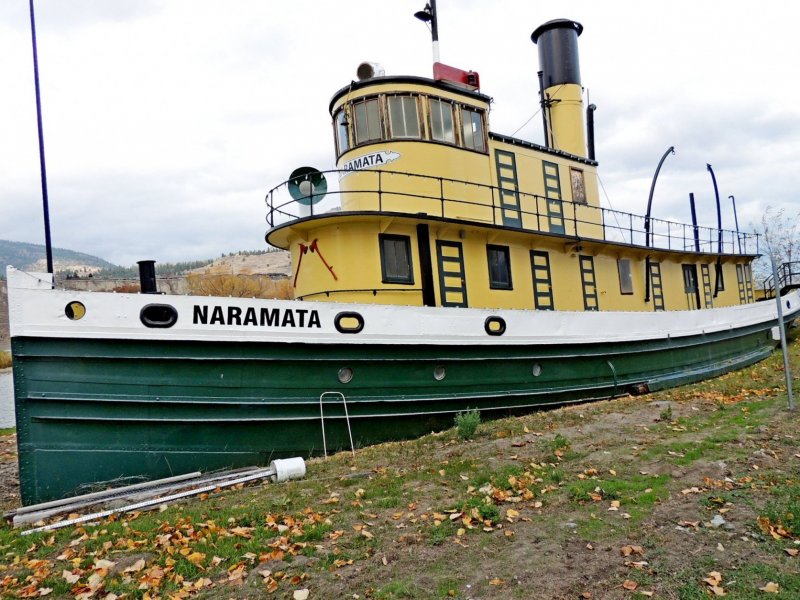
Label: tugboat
xmin=7 ymin=15 xmax=798 ymax=504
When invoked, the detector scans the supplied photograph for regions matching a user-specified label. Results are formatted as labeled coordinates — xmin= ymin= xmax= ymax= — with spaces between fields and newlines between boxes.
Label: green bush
xmin=455 ymin=408 xmax=481 ymax=440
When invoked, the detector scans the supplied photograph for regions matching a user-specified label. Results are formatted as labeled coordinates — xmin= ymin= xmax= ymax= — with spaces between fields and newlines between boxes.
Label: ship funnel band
xmin=531 ymin=19 xmax=583 ymax=88
xmin=357 ymin=62 xmax=385 ymax=80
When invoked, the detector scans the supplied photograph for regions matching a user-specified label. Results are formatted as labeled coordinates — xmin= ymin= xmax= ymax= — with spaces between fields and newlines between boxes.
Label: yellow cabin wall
xmin=285 ymin=216 xmax=757 ymax=313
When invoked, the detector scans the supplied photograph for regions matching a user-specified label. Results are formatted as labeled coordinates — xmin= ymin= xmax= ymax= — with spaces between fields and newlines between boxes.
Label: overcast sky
xmin=1 ymin=1 xmax=799 ymax=266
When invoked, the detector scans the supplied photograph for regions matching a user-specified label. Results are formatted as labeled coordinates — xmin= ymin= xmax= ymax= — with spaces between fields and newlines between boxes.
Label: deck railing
xmin=265 ymin=169 xmax=759 ymax=256
xmin=762 ymin=261 xmax=800 ymax=299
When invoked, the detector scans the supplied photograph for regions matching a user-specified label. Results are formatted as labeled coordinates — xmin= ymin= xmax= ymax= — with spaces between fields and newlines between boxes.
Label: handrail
xmin=265 ymin=168 xmax=759 ymax=256
xmin=297 ymin=287 xmax=423 ymax=301
xmin=762 ymin=260 xmax=800 ymax=299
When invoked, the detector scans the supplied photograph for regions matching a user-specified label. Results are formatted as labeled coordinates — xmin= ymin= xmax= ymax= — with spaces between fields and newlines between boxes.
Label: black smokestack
xmin=531 ymin=19 xmax=583 ymax=88
xmin=137 ymin=260 xmax=158 ymax=294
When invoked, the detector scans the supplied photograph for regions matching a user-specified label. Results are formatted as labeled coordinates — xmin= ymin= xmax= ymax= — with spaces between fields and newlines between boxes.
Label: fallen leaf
xmin=293 ymin=590 xmax=310 ymax=600
xmin=760 ymin=582 xmax=780 ymax=593
xmin=62 ymin=571 xmax=80 ymax=584
xmin=622 ymin=579 xmax=638 ymax=591
xmin=123 ymin=558 xmax=145 ymax=573
xmin=785 ymin=548 xmax=799 ymax=557
xmin=489 ymin=578 xmax=504 ymax=586
xmin=620 ymin=545 xmax=644 ymax=557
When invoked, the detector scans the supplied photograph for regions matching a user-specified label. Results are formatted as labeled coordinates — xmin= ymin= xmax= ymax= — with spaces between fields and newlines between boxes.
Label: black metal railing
xmin=762 ymin=261 xmax=800 ymax=299
xmin=265 ymin=169 xmax=759 ymax=256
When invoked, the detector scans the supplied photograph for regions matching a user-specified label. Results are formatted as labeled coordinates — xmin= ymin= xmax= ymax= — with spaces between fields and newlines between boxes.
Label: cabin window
xmin=388 ymin=95 xmax=420 ymax=138
xmin=379 ymin=234 xmax=414 ymax=284
xmin=617 ymin=259 xmax=633 ymax=294
xmin=715 ymin=262 xmax=725 ymax=292
xmin=487 ymin=245 xmax=512 ymax=290
xmin=353 ymin=97 xmax=383 ymax=144
xmin=334 ymin=109 xmax=350 ymax=154
xmin=429 ymin=98 xmax=456 ymax=144
xmin=579 ymin=255 xmax=599 ymax=311
xmin=461 ymin=107 xmax=485 ymax=152
xmin=570 ymin=168 xmax=587 ymax=204
xmin=683 ymin=265 xmax=699 ymax=293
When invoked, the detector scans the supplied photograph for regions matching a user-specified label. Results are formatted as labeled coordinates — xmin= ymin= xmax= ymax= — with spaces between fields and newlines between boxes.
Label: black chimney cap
xmin=531 ymin=19 xmax=583 ymax=44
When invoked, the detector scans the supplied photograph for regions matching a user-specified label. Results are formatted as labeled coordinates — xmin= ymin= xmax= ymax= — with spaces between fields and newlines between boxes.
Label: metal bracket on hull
xmin=319 ymin=392 xmax=356 ymax=459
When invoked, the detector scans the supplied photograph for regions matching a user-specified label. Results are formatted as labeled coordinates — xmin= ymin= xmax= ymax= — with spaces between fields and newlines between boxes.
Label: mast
xmin=28 ymin=0 xmax=54 ymax=275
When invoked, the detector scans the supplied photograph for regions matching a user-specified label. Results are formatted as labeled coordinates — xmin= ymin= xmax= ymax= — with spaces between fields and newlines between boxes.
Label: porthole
xmin=433 ymin=365 xmax=446 ymax=381
xmin=140 ymin=304 xmax=178 ymax=328
xmin=484 ymin=316 xmax=506 ymax=336
xmin=65 ymin=301 xmax=86 ymax=321
xmin=335 ymin=311 xmax=364 ymax=334
xmin=338 ymin=367 xmax=354 ymax=384
xmin=787 ymin=300 xmax=792 ymax=310
xmin=532 ymin=363 xmax=542 ymax=377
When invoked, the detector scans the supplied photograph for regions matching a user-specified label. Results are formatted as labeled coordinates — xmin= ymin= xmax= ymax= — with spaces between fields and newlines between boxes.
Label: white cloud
xmin=1 ymin=0 xmax=799 ymax=265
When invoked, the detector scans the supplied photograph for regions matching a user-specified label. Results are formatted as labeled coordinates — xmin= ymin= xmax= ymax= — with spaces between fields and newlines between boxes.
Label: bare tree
xmin=752 ymin=206 xmax=800 ymax=285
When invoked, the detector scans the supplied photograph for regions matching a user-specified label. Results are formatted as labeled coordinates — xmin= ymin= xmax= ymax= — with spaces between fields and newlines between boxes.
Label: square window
xmin=335 ymin=109 xmax=350 ymax=154
xmin=487 ymin=245 xmax=512 ymax=289
xmin=617 ymin=259 xmax=633 ymax=294
xmin=380 ymin=234 xmax=414 ymax=284
xmin=715 ymin=262 xmax=725 ymax=291
xmin=461 ymin=107 xmax=485 ymax=151
xmin=388 ymin=96 xmax=420 ymax=138
xmin=353 ymin=97 xmax=383 ymax=144
xmin=430 ymin=98 xmax=455 ymax=143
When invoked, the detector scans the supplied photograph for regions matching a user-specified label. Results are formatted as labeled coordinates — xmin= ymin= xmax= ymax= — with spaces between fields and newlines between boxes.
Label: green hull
xmin=13 ymin=324 xmax=775 ymax=504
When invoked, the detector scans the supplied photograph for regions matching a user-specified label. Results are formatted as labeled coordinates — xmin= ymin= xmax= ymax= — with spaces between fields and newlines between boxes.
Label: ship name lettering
xmin=193 ymin=305 xmax=321 ymax=328
xmin=343 ymin=152 xmax=384 ymax=171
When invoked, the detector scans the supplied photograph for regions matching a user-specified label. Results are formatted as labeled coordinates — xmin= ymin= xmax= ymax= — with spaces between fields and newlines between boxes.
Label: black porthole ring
xmin=140 ymin=304 xmax=178 ymax=328
xmin=335 ymin=311 xmax=364 ymax=334
xmin=484 ymin=316 xmax=506 ymax=336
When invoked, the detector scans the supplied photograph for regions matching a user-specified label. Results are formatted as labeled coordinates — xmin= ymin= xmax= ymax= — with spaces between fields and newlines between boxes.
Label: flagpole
xmin=29 ymin=0 xmax=54 ymax=275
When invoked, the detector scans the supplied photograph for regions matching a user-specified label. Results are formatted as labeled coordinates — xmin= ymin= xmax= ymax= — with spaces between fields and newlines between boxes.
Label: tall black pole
xmin=644 ymin=146 xmax=675 ymax=249
xmin=729 ymin=195 xmax=742 ymax=253
xmin=689 ymin=193 xmax=700 ymax=252
xmin=707 ymin=163 xmax=723 ymax=296
xmin=29 ymin=0 xmax=54 ymax=275
xmin=643 ymin=146 xmax=675 ymax=302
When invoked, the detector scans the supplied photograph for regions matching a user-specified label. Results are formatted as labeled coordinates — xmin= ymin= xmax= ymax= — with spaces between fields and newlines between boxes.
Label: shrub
xmin=0 ymin=351 xmax=11 ymax=369
xmin=186 ymin=274 xmax=292 ymax=299
xmin=455 ymin=408 xmax=481 ymax=440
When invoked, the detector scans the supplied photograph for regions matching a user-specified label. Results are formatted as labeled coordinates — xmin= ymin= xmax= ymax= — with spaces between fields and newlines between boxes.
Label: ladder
xmin=319 ymin=392 xmax=355 ymax=459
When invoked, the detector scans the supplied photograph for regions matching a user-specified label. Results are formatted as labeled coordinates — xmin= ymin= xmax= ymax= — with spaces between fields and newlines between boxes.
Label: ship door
xmin=494 ymin=150 xmax=522 ymax=227
xmin=682 ymin=264 xmax=700 ymax=310
xmin=436 ymin=240 xmax=468 ymax=307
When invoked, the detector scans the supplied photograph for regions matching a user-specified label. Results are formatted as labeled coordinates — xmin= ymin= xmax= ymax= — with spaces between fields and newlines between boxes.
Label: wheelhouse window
xmin=617 ymin=258 xmax=633 ymax=294
xmin=379 ymin=234 xmax=414 ymax=284
xmin=388 ymin=95 xmax=420 ymax=138
xmin=461 ymin=107 xmax=485 ymax=151
xmin=487 ymin=245 xmax=512 ymax=290
xmin=353 ymin=97 xmax=383 ymax=144
xmin=429 ymin=98 xmax=456 ymax=144
xmin=334 ymin=109 xmax=350 ymax=154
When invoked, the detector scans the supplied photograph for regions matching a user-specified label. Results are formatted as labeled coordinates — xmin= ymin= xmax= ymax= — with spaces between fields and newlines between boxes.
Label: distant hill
xmin=0 ymin=239 xmax=116 ymax=277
